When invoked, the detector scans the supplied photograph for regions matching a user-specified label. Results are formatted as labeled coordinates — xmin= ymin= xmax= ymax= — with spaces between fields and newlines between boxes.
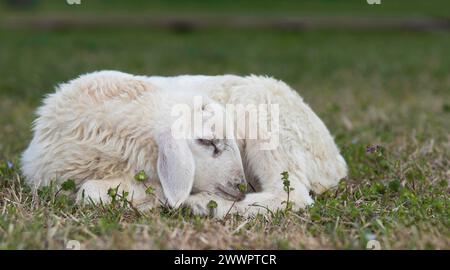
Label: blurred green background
xmin=0 ymin=0 xmax=448 ymax=153
xmin=1 ymin=0 xmax=450 ymax=17
xmin=0 ymin=0 xmax=449 ymax=156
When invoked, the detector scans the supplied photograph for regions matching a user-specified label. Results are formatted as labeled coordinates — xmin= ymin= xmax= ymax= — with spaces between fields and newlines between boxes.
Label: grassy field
xmin=0 ymin=23 xmax=449 ymax=249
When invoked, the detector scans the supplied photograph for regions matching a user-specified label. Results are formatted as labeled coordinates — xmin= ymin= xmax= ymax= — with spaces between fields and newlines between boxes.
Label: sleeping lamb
xmin=21 ymin=71 xmax=347 ymax=218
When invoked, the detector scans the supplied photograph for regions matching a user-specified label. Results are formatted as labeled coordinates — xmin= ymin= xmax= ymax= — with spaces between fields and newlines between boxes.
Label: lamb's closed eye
xmin=197 ymin=138 xmax=222 ymax=156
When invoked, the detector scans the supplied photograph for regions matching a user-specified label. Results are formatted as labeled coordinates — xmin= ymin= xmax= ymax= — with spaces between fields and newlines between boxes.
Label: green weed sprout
xmin=207 ymin=200 xmax=218 ymax=217
xmin=281 ymin=171 xmax=294 ymax=213
xmin=238 ymin=183 xmax=248 ymax=193
xmin=134 ymin=170 xmax=149 ymax=182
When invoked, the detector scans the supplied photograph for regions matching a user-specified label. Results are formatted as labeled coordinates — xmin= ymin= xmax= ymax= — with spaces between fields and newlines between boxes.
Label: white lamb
xmin=21 ymin=71 xmax=347 ymax=218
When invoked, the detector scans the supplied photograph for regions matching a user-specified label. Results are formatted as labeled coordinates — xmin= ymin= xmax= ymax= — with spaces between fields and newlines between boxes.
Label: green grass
xmin=0 ymin=27 xmax=449 ymax=249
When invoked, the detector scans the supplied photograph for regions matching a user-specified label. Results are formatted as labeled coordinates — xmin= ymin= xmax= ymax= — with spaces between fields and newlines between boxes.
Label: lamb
xmin=21 ymin=70 xmax=347 ymax=218
xmin=21 ymin=71 xmax=247 ymax=211
xmin=146 ymin=74 xmax=348 ymax=217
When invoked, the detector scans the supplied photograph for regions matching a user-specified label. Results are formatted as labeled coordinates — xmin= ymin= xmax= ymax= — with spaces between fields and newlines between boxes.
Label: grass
xmin=0 ymin=27 xmax=449 ymax=249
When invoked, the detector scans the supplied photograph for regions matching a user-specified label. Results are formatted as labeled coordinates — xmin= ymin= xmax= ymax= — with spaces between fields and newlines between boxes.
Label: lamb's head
xmin=188 ymin=137 xmax=246 ymax=201
xmin=155 ymin=96 xmax=246 ymax=208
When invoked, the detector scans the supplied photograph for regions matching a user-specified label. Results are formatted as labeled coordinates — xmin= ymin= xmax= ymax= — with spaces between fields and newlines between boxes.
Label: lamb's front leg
xmin=76 ymin=179 xmax=124 ymax=204
xmin=183 ymin=191 xmax=273 ymax=218
xmin=184 ymin=180 xmax=314 ymax=218
xmin=76 ymin=178 xmax=158 ymax=210
xmin=233 ymin=181 xmax=314 ymax=217
xmin=183 ymin=192 xmax=237 ymax=218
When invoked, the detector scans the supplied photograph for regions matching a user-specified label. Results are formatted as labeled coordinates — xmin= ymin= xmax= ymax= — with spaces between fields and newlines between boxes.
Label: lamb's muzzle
xmin=216 ymin=178 xmax=247 ymax=201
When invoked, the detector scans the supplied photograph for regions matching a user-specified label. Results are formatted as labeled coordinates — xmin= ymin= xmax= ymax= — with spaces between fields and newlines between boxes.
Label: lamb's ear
xmin=156 ymin=134 xmax=195 ymax=208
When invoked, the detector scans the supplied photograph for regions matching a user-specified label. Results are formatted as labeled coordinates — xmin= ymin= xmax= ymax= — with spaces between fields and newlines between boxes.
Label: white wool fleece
xmin=21 ymin=71 xmax=347 ymax=218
